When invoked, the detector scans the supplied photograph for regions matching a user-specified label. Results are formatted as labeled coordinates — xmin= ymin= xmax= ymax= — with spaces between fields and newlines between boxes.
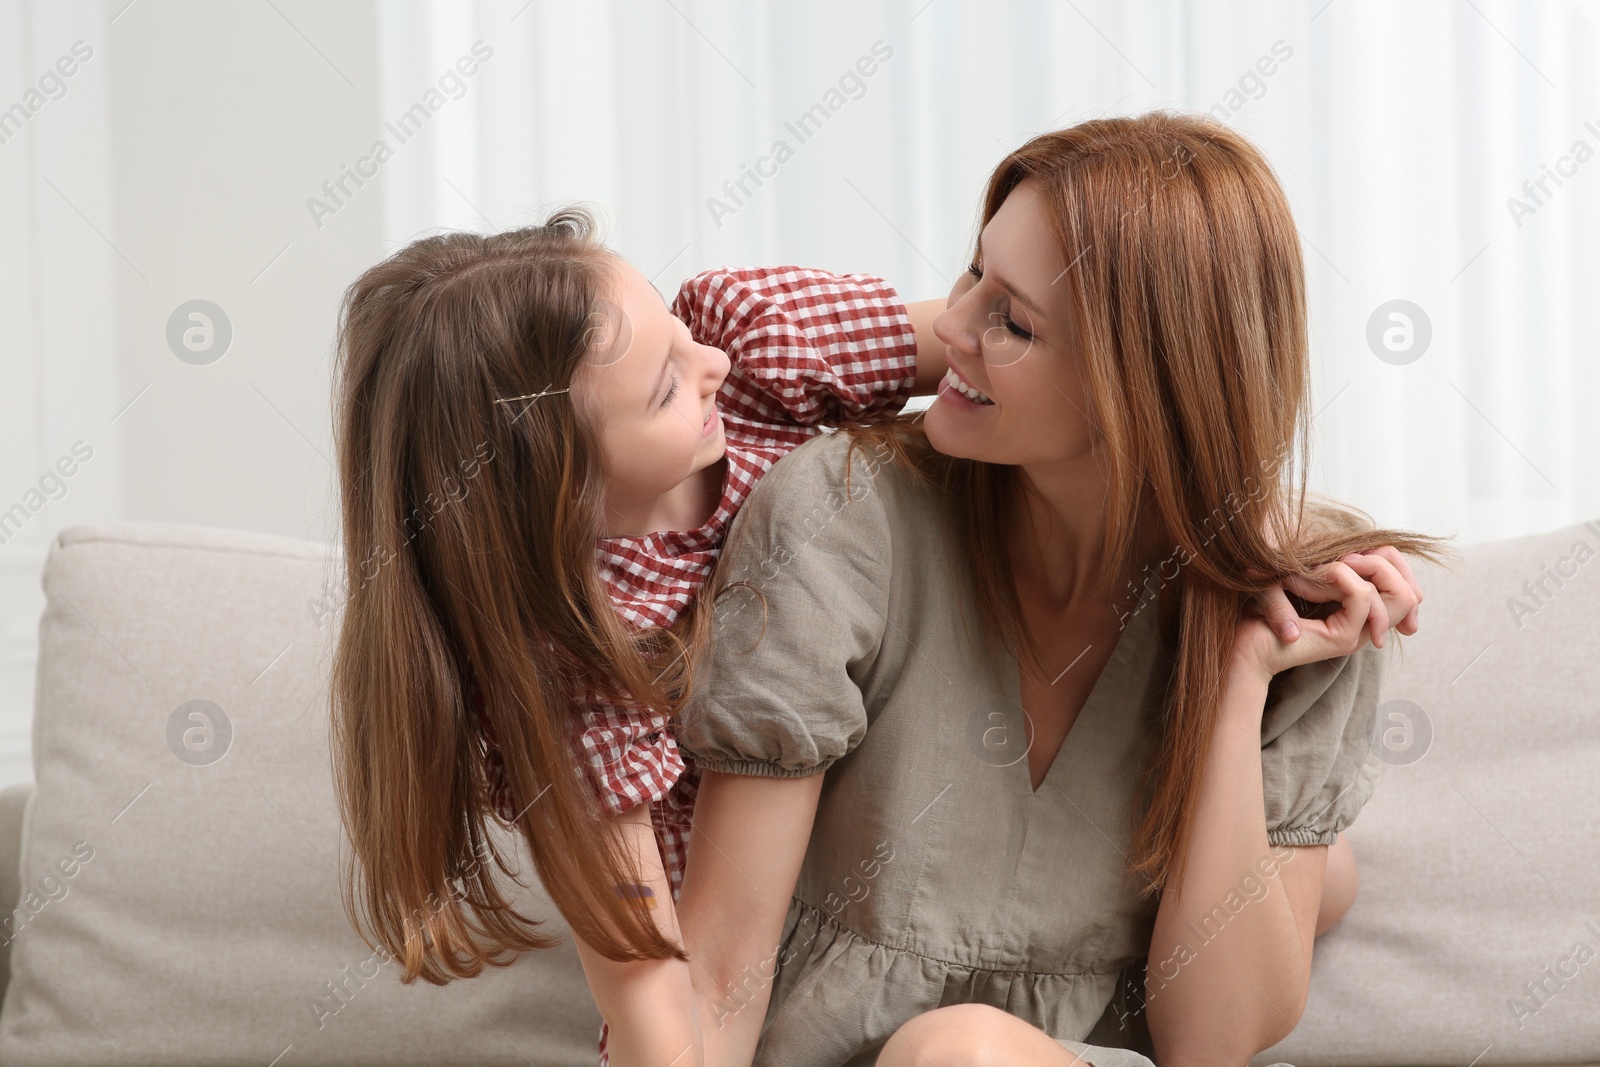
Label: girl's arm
xmin=1145 ymin=550 xmax=1421 ymax=1066
xmin=905 ymin=297 xmax=950 ymax=395
xmin=675 ymin=769 xmax=825 ymax=1067
xmin=570 ymin=802 xmax=702 ymax=1067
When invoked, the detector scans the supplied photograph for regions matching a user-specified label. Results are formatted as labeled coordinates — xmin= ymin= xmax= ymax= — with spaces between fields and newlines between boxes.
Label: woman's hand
xmin=1233 ymin=545 xmax=1423 ymax=685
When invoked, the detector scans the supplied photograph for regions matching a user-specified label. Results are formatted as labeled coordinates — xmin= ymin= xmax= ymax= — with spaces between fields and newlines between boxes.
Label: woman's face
xmin=924 ymin=179 xmax=1098 ymax=470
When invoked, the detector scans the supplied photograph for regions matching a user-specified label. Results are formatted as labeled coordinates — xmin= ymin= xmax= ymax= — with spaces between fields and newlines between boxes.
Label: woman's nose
xmin=933 ymin=294 xmax=981 ymax=359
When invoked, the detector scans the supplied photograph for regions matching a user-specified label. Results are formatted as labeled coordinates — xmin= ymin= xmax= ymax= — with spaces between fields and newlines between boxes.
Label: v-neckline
xmin=1004 ymin=593 xmax=1157 ymax=796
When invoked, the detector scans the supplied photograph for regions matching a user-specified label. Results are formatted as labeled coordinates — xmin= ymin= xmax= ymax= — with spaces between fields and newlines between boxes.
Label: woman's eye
xmin=661 ymin=375 xmax=680 ymax=407
xmin=967 ymin=262 xmax=982 ymax=280
xmin=1004 ymin=315 xmax=1033 ymax=341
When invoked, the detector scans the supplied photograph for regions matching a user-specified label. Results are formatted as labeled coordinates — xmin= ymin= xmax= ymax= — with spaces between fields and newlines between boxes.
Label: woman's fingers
xmin=1359 ymin=545 xmax=1422 ymax=634
xmin=1282 ymin=562 xmax=1380 ymax=653
xmin=1340 ymin=549 xmax=1410 ymax=608
xmin=1335 ymin=555 xmax=1387 ymax=648
xmin=1252 ymin=583 xmax=1302 ymax=641
xmin=1278 ymin=570 xmax=1338 ymax=605
xmin=1318 ymin=559 xmax=1385 ymax=649
xmin=1366 ymin=545 xmax=1421 ymax=604
xmin=1250 ymin=546 xmax=1423 ymax=672
xmin=1337 ymin=551 xmax=1416 ymax=643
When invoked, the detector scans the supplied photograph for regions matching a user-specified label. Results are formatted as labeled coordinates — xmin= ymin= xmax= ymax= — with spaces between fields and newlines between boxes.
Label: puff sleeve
xmin=676 ymin=434 xmax=891 ymax=777
xmin=1259 ymin=639 xmax=1396 ymax=846
xmin=573 ymin=701 xmax=686 ymax=816
xmin=670 ymin=267 xmax=917 ymax=428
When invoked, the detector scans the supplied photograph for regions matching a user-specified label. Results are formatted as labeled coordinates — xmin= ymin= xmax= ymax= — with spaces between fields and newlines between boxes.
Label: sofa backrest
xmin=0 ymin=522 xmax=602 ymax=1065
xmin=1253 ymin=518 xmax=1600 ymax=1066
xmin=4 ymin=516 xmax=1598 ymax=1067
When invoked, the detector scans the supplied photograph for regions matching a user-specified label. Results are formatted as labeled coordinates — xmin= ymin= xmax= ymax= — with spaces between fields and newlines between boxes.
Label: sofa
xmin=0 ymin=518 xmax=1595 ymax=1065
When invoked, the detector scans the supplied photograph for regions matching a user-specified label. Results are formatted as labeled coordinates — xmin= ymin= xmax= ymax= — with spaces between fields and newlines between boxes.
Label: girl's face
xmin=573 ymin=256 xmax=730 ymax=522
xmin=924 ymin=180 xmax=1098 ymax=470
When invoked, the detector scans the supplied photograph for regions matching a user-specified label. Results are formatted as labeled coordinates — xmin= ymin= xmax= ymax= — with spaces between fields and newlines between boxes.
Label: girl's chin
xmin=693 ymin=439 xmax=728 ymax=471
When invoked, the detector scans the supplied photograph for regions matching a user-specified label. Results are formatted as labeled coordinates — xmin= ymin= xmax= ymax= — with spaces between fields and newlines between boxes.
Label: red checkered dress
xmin=466 ymin=265 xmax=917 ymax=1064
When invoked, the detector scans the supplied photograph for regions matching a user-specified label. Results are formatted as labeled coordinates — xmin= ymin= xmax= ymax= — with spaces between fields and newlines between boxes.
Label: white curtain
xmin=1 ymin=0 xmax=1592 ymax=787
xmin=377 ymin=0 xmax=1600 ymax=544
xmin=0 ymin=0 xmax=119 ymax=787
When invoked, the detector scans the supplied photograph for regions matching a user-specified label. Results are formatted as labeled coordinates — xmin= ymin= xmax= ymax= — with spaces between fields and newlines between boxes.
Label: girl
xmin=326 ymin=209 xmax=950 ymax=1066
xmin=671 ymin=112 xmax=1454 ymax=1066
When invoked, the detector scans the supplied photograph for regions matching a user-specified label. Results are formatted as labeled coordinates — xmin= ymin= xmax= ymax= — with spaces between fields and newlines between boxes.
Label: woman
xmin=669 ymin=111 xmax=1450 ymax=1066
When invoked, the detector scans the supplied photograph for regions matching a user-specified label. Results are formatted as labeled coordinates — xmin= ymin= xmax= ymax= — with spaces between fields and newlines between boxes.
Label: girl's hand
xmin=1234 ymin=546 xmax=1423 ymax=685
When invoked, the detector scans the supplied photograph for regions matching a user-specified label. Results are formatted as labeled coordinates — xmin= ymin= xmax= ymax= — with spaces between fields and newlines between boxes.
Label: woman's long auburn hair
xmin=845 ymin=111 xmax=1455 ymax=900
xmin=328 ymin=209 xmax=713 ymax=983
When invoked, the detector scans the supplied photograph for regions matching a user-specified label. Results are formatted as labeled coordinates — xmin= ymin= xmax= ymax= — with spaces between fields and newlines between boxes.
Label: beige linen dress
xmin=676 ymin=430 xmax=1393 ymax=1067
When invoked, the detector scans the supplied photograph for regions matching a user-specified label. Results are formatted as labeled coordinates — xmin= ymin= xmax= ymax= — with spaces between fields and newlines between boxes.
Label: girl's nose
xmin=701 ymin=341 xmax=731 ymax=392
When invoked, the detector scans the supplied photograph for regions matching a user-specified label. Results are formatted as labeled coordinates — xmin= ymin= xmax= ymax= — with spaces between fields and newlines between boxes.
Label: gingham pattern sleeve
xmin=571 ymin=690 xmax=687 ymax=816
xmin=670 ymin=266 xmax=918 ymax=428
xmin=470 ymin=685 xmax=686 ymax=822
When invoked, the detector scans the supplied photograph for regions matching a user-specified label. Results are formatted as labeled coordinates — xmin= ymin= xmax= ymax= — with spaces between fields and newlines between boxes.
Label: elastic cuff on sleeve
xmin=688 ymin=756 xmax=836 ymax=778
xmin=1267 ymin=826 xmax=1341 ymax=847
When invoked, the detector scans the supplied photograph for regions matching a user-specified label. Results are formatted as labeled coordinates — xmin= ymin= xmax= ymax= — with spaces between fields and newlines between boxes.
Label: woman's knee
xmin=1315 ymin=831 xmax=1360 ymax=936
xmin=877 ymin=1004 xmax=1020 ymax=1067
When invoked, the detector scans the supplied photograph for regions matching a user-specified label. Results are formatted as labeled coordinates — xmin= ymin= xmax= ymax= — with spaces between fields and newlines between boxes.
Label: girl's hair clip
xmin=494 ymin=385 xmax=570 ymax=405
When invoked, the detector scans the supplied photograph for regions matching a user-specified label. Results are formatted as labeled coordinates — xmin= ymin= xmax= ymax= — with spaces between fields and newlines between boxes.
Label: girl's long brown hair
xmin=846 ymin=112 xmax=1454 ymax=900
xmin=329 ymin=209 xmax=710 ymax=983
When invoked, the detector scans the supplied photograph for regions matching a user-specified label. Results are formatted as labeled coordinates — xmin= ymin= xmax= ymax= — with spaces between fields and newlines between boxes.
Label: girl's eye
xmin=1004 ymin=315 xmax=1033 ymax=341
xmin=967 ymin=262 xmax=982 ymax=280
xmin=661 ymin=375 xmax=680 ymax=407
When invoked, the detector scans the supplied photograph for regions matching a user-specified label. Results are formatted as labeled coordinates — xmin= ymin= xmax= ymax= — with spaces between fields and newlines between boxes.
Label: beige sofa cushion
xmin=0 ymin=523 xmax=602 ymax=1065
xmin=0 ymin=783 xmax=29 ymax=1004
xmin=1254 ymin=518 xmax=1600 ymax=1066
xmin=5 ymin=515 xmax=1598 ymax=1065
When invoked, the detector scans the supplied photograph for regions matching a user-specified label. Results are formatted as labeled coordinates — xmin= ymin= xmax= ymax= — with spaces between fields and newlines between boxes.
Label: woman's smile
xmin=937 ymin=366 xmax=995 ymax=407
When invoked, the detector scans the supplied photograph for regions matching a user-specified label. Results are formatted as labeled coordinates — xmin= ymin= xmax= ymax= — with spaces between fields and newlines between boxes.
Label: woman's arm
xmin=1143 ymin=666 xmax=1323 ymax=1066
xmin=676 ymin=770 xmax=826 ymax=1067
xmin=665 ymin=432 xmax=891 ymax=1064
xmin=570 ymin=802 xmax=703 ymax=1067
xmin=1145 ymin=550 xmax=1421 ymax=1066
